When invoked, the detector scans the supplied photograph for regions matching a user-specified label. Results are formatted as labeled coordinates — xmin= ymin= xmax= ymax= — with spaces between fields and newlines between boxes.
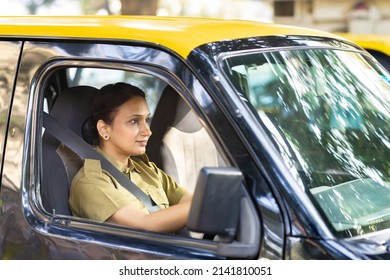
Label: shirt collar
xmin=95 ymin=147 xmax=141 ymax=174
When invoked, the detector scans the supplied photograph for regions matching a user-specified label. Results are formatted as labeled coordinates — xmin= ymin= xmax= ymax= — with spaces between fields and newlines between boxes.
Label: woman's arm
xmin=178 ymin=191 xmax=193 ymax=203
xmin=106 ymin=200 xmax=191 ymax=233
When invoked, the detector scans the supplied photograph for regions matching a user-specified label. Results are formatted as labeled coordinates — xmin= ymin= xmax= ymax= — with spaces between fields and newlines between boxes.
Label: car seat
xmin=147 ymin=86 xmax=222 ymax=192
xmin=41 ymin=85 xmax=99 ymax=215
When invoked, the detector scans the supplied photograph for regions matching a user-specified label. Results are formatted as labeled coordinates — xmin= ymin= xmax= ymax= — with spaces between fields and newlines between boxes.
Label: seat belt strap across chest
xmin=43 ymin=112 xmax=161 ymax=213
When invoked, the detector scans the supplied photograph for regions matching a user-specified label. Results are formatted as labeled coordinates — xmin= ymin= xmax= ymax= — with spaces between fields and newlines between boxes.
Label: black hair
xmin=83 ymin=82 xmax=146 ymax=146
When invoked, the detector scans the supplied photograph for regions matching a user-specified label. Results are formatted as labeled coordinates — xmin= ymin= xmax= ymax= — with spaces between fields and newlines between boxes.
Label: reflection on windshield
xmin=221 ymin=48 xmax=390 ymax=237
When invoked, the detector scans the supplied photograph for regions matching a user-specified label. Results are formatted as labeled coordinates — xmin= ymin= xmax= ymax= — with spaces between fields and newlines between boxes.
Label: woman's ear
xmin=96 ymin=120 xmax=109 ymax=139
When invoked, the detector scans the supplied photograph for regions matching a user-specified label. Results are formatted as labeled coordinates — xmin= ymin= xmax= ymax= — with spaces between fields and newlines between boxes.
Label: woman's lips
xmin=136 ymin=140 xmax=148 ymax=147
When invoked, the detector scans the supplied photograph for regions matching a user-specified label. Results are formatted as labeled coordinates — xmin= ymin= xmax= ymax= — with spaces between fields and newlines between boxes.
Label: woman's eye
xmin=129 ymin=119 xmax=139 ymax=124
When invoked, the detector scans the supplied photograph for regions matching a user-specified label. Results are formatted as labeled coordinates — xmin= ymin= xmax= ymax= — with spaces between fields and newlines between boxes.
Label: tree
xmin=120 ymin=0 xmax=158 ymax=15
xmin=22 ymin=0 xmax=55 ymax=15
xmin=80 ymin=0 xmax=113 ymax=15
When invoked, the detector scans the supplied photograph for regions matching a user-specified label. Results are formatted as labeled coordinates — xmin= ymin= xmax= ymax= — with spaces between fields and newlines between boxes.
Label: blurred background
xmin=1 ymin=0 xmax=389 ymax=34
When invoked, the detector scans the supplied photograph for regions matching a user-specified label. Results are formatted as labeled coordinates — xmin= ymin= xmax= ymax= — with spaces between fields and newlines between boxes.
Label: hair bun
xmin=82 ymin=116 xmax=97 ymax=145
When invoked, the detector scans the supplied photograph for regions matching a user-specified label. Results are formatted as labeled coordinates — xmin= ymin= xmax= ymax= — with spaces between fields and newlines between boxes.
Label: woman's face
xmin=100 ymin=96 xmax=152 ymax=160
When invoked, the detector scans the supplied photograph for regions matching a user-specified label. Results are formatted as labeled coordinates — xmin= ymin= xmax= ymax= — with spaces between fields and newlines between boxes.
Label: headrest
xmin=156 ymin=85 xmax=202 ymax=133
xmin=171 ymin=97 xmax=202 ymax=132
xmin=49 ymin=85 xmax=99 ymax=137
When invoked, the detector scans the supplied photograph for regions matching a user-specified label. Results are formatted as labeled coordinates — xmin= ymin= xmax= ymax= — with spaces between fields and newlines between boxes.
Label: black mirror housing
xmin=187 ymin=167 xmax=244 ymax=239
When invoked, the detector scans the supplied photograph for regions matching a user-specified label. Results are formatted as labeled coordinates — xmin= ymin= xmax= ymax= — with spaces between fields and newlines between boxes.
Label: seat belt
xmin=43 ymin=112 xmax=161 ymax=213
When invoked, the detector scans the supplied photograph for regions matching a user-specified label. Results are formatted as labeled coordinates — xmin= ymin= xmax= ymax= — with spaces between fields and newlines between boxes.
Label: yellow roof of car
xmin=0 ymin=16 xmax=339 ymax=58
xmin=336 ymin=32 xmax=390 ymax=56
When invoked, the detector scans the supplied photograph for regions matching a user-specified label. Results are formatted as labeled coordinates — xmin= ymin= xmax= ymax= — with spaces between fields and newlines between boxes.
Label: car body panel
xmin=0 ymin=16 xmax=338 ymax=58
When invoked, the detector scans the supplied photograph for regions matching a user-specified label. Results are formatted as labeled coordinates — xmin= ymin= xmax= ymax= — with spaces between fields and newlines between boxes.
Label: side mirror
xmin=187 ymin=167 xmax=244 ymax=240
xmin=188 ymin=167 xmax=262 ymax=258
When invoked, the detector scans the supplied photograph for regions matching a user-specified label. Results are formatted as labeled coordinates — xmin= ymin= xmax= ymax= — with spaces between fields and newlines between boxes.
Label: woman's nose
xmin=141 ymin=121 xmax=152 ymax=136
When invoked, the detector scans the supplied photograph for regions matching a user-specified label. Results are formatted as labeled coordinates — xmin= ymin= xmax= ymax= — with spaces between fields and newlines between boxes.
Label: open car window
xmin=41 ymin=66 xmax=225 ymax=235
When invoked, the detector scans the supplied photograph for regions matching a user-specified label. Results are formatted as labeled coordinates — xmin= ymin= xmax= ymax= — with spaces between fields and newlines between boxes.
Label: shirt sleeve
xmin=69 ymin=159 xmax=141 ymax=222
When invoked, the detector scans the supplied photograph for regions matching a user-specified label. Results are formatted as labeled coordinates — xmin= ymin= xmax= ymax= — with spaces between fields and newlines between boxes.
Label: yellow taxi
xmin=0 ymin=16 xmax=389 ymax=260
xmin=336 ymin=32 xmax=390 ymax=70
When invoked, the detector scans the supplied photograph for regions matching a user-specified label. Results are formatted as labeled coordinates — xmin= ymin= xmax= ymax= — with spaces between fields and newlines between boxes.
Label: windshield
xmin=220 ymin=48 xmax=390 ymax=238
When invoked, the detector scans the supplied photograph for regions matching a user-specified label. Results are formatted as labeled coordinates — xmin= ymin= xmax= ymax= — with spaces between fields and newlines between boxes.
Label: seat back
xmin=148 ymin=86 xmax=222 ymax=192
xmin=41 ymin=86 xmax=99 ymax=215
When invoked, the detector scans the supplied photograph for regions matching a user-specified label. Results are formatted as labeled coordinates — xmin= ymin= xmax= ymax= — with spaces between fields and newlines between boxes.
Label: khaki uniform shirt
xmin=69 ymin=147 xmax=187 ymax=222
